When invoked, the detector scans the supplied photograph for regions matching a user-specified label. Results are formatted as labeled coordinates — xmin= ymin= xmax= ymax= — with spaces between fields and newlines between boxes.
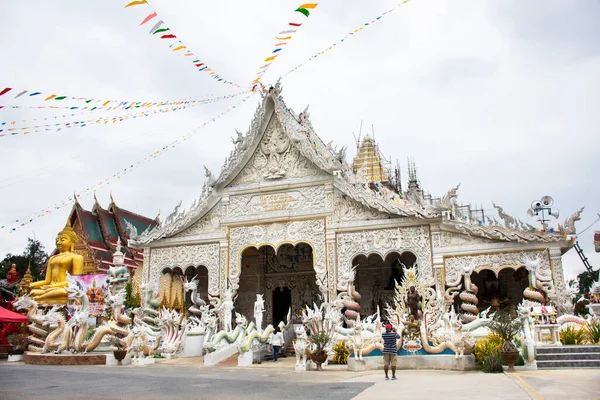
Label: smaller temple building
xmin=62 ymin=195 xmax=158 ymax=276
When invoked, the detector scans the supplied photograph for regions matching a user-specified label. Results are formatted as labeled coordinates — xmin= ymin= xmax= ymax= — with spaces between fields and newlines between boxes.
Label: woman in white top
xmin=270 ymin=326 xmax=285 ymax=362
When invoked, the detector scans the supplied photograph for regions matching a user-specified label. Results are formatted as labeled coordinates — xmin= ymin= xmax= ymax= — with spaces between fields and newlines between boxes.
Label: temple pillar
xmin=326 ymin=232 xmax=337 ymax=302
xmin=219 ymin=239 xmax=229 ymax=299
xmin=433 ymin=254 xmax=445 ymax=293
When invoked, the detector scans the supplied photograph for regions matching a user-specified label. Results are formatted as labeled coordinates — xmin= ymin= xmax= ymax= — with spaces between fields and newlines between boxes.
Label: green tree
xmin=0 ymin=254 xmax=28 ymax=280
xmin=577 ymin=269 xmax=599 ymax=297
xmin=22 ymin=238 xmax=48 ymax=281
xmin=0 ymin=237 xmax=48 ymax=281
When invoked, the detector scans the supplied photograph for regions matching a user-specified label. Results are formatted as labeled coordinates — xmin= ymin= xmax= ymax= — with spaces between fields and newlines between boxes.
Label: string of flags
xmin=283 ymin=0 xmax=412 ymax=78
xmin=251 ymin=3 xmax=318 ymax=88
xmin=1 ymin=91 xmax=248 ymax=137
xmin=124 ymin=0 xmax=244 ymax=88
xmin=0 ymin=86 xmax=245 ymax=111
xmin=2 ymin=103 xmax=195 ymax=137
xmin=2 ymin=93 xmax=255 ymax=233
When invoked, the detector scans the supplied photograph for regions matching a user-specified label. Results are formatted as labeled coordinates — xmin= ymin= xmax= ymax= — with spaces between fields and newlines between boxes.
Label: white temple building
xmin=127 ymin=83 xmax=582 ymax=325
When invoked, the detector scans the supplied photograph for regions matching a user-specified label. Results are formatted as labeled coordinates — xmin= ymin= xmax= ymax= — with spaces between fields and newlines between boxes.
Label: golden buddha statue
xmin=29 ymin=224 xmax=84 ymax=304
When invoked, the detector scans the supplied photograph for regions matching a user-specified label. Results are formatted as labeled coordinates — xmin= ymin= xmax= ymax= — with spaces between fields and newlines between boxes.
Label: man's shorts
xmin=383 ymin=353 xmax=397 ymax=367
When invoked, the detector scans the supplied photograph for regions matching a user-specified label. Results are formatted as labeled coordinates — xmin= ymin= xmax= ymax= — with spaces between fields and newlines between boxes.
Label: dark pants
xmin=273 ymin=346 xmax=281 ymax=361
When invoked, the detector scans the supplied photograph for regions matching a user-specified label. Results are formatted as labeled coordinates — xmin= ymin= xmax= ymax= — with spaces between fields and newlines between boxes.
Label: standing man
xmin=382 ymin=323 xmax=400 ymax=380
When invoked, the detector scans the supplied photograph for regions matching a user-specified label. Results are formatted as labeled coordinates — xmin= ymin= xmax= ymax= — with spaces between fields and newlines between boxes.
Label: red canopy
xmin=0 ymin=306 xmax=28 ymax=323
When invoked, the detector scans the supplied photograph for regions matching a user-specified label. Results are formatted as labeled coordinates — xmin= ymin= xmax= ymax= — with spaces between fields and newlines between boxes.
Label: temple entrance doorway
xmin=272 ymin=287 xmax=292 ymax=325
xmin=352 ymin=251 xmax=416 ymax=317
xmin=237 ymin=242 xmax=318 ymax=324
xmin=463 ymin=267 xmax=529 ymax=313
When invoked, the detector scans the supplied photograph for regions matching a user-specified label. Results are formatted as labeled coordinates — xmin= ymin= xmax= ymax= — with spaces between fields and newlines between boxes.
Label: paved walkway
xmin=1 ymin=357 xmax=599 ymax=399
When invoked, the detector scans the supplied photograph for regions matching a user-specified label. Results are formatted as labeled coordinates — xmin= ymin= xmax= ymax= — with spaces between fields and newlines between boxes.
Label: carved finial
xmin=155 ymin=209 xmax=161 ymax=224
xmin=110 ymin=192 xmax=115 ymax=205
xmin=73 ymin=191 xmax=80 ymax=205
xmin=93 ymin=191 xmax=99 ymax=205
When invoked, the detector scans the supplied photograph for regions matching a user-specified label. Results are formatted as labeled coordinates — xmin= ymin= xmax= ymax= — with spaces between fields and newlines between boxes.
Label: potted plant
xmin=107 ymin=336 xmax=128 ymax=366
xmin=486 ymin=310 xmax=523 ymax=372
xmin=309 ymin=331 xmax=329 ymax=370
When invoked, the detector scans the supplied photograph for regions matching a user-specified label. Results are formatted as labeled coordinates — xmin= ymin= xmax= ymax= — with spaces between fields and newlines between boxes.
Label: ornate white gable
xmin=228 ymin=114 xmax=328 ymax=186
xmin=172 ymin=203 xmax=223 ymax=238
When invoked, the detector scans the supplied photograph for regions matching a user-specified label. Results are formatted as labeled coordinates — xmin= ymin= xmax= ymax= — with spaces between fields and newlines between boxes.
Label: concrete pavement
xmin=1 ymin=356 xmax=598 ymax=399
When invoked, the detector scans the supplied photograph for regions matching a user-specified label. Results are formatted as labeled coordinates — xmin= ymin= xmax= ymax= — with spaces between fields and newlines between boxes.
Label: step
xmin=537 ymin=352 xmax=600 ymax=361
xmin=537 ymin=359 xmax=600 ymax=369
xmin=215 ymin=353 xmax=239 ymax=367
xmin=536 ymin=345 xmax=600 ymax=354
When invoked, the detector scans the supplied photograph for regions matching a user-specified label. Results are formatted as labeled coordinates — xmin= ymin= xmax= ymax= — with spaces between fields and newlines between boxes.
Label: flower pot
xmin=500 ymin=350 xmax=519 ymax=372
xmin=113 ymin=349 xmax=128 ymax=366
xmin=310 ymin=352 xmax=328 ymax=370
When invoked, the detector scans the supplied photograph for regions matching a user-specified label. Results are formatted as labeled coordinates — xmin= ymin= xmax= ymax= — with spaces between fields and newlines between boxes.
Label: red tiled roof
xmin=61 ymin=199 xmax=157 ymax=271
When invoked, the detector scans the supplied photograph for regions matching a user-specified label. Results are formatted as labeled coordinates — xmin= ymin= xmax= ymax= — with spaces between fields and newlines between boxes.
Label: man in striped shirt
xmin=381 ymin=323 xmax=400 ymax=380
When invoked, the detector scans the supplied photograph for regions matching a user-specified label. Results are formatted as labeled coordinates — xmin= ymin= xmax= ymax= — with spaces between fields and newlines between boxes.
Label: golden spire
xmin=110 ymin=192 xmax=115 ymax=205
xmin=93 ymin=191 xmax=99 ymax=206
xmin=20 ymin=261 xmax=33 ymax=295
xmin=352 ymin=135 xmax=388 ymax=183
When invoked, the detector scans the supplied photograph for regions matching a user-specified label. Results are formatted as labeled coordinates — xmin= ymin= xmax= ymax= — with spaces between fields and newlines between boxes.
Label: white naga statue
xmin=219 ymin=288 xmax=235 ymax=332
xmin=254 ymin=294 xmax=265 ymax=333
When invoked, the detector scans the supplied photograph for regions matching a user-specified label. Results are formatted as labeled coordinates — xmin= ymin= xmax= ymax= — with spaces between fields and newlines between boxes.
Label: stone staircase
xmin=536 ymin=345 xmax=600 ymax=369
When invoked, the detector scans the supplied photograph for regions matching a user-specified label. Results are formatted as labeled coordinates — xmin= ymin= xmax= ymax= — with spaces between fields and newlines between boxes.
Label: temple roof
xmin=65 ymin=197 xmax=158 ymax=270
xmin=127 ymin=83 xmax=580 ymax=248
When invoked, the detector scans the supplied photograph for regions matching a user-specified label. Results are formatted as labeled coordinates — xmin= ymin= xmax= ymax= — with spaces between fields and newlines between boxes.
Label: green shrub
xmin=332 ymin=340 xmax=349 ymax=364
xmin=473 ymin=333 xmax=503 ymax=373
xmin=585 ymin=319 xmax=600 ymax=344
xmin=310 ymin=331 xmax=329 ymax=356
xmin=560 ymin=325 xmax=587 ymax=345
xmin=124 ymin=282 xmax=140 ymax=309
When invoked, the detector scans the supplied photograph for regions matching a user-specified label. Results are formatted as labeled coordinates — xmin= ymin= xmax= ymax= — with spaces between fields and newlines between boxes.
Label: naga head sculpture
xmin=41 ymin=306 xmax=63 ymax=327
xmin=183 ymin=276 xmax=199 ymax=292
xmin=13 ymin=294 xmax=35 ymax=310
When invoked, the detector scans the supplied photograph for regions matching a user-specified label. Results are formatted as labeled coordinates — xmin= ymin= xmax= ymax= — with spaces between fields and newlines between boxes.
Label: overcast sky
xmin=0 ymin=0 xmax=598 ymax=281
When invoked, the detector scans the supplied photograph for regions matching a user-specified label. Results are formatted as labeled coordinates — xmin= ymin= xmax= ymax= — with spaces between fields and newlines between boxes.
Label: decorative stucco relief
xmin=228 ymin=185 xmax=326 ymax=217
xmin=173 ymin=203 xmax=223 ymax=238
xmin=229 ymin=116 xmax=326 ymax=186
xmin=334 ymin=191 xmax=391 ymax=222
xmin=433 ymin=231 xmax=496 ymax=248
xmin=228 ymin=219 xmax=326 ymax=292
xmin=444 ymin=250 xmax=549 ymax=287
xmin=149 ymin=244 xmax=220 ymax=296
xmin=336 ymin=226 xmax=433 ymax=290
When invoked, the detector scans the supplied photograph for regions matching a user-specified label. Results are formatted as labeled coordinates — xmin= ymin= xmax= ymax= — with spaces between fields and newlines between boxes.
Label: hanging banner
xmin=283 ymin=0 xmax=412 ymax=78
xmin=251 ymin=3 xmax=319 ymax=88
xmin=69 ymin=274 xmax=108 ymax=317
xmin=2 ymin=93 xmax=255 ymax=233
xmin=124 ymin=0 xmax=244 ymax=88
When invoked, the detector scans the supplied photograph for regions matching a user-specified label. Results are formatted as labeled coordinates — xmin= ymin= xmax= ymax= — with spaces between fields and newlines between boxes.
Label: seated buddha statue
xmin=29 ymin=224 xmax=84 ymax=304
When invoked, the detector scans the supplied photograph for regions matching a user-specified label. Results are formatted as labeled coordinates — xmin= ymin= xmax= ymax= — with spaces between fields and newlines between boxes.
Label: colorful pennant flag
xmin=1 ymin=91 xmax=248 ymax=137
xmin=2 ymin=93 xmax=254 ymax=233
xmin=283 ymin=0 xmax=412 ymax=78
xmin=0 ymin=86 xmax=245 ymax=112
xmin=124 ymin=0 xmax=244 ymax=88
xmin=251 ymin=3 xmax=319 ymax=86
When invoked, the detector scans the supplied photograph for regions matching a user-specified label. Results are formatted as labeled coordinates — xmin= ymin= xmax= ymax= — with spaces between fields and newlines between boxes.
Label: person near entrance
xmin=270 ymin=326 xmax=285 ymax=362
xmin=382 ymin=323 xmax=400 ymax=380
